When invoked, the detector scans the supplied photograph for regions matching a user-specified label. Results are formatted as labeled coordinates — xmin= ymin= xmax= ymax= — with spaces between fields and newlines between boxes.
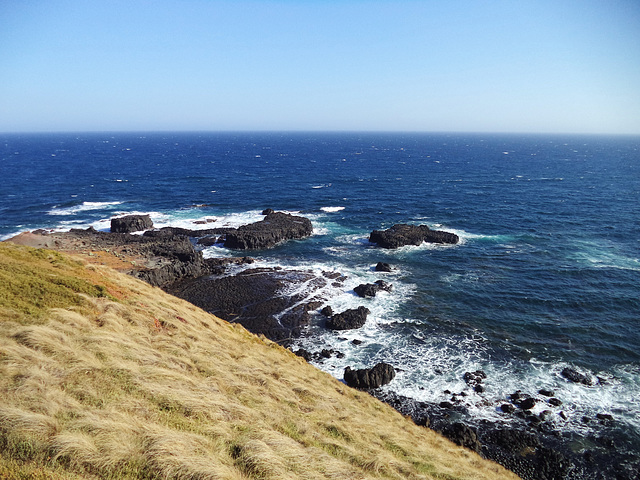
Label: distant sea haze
xmin=2 ymin=132 xmax=639 ymax=462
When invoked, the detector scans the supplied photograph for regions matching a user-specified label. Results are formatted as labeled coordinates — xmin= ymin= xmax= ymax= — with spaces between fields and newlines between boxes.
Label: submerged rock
xmin=369 ymin=224 xmax=459 ymax=248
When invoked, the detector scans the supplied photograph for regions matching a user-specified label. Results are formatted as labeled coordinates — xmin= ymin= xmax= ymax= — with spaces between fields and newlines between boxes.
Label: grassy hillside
xmin=0 ymin=242 xmax=519 ymax=480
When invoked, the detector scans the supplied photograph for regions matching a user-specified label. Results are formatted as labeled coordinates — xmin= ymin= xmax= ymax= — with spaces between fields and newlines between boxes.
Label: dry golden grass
xmin=0 ymin=242 xmax=519 ymax=479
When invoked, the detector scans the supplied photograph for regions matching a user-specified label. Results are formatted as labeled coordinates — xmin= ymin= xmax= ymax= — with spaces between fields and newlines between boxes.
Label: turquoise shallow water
xmin=2 ymin=132 xmax=639 ymax=451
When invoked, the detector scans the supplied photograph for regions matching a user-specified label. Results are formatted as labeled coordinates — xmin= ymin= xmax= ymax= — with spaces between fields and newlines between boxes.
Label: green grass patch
xmin=0 ymin=243 xmax=110 ymax=324
xmin=323 ymin=424 xmax=352 ymax=442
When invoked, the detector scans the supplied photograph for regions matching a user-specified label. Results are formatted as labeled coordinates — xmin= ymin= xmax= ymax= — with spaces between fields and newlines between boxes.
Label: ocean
xmin=2 ymin=132 xmax=639 ymax=463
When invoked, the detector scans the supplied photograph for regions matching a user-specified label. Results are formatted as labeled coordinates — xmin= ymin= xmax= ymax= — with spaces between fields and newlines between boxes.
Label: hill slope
xmin=0 ymin=243 xmax=518 ymax=480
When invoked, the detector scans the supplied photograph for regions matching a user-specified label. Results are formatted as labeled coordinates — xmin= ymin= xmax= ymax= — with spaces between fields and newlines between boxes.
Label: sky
xmin=1 ymin=0 xmax=639 ymax=134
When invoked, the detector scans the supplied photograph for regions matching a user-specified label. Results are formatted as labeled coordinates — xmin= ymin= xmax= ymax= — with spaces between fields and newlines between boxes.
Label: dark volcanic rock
xmin=320 ymin=306 xmax=333 ymax=317
xmin=224 ymin=212 xmax=313 ymax=250
xmin=375 ymin=262 xmax=393 ymax=272
xmin=326 ymin=306 xmax=370 ymax=330
xmin=31 ymin=227 xmax=210 ymax=288
xmin=483 ymin=427 xmax=573 ymax=480
xmin=204 ymin=256 xmax=254 ymax=275
xmin=442 ymin=422 xmax=482 ymax=454
xmin=294 ymin=348 xmax=313 ymax=361
xmin=196 ymin=235 xmax=222 ymax=246
xmin=463 ymin=370 xmax=487 ymax=386
xmin=518 ymin=398 xmax=538 ymax=410
xmin=169 ymin=267 xmax=340 ymax=342
xmin=596 ymin=413 xmax=614 ymax=422
xmin=561 ymin=367 xmax=595 ymax=386
xmin=501 ymin=403 xmax=516 ymax=414
xmin=371 ymin=389 xmax=632 ymax=480
xmin=111 ymin=214 xmax=153 ymax=233
xmin=353 ymin=280 xmax=393 ymax=298
xmin=369 ymin=223 xmax=459 ymax=248
xmin=344 ymin=362 xmax=396 ymax=389
xmin=353 ymin=283 xmax=379 ymax=298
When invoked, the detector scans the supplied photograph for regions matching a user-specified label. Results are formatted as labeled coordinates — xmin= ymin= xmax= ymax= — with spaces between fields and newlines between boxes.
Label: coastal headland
xmin=0 ymin=221 xmax=518 ymax=480
xmin=3 ymin=212 xmax=636 ymax=479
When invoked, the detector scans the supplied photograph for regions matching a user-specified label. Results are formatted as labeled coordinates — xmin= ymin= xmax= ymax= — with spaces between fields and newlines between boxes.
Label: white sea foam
xmin=47 ymin=201 xmax=123 ymax=216
xmin=295 ymin=312 xmax=640 ymax=434
xmin=570 ymin=239 xmax=640 ymax=272
xmin=149 ymin=209 xmax=265 ymax=231
xmin=320 ymin=206 xmax=345 ymax=213
xmin=288 ymin=232 xmax=640 ymax=435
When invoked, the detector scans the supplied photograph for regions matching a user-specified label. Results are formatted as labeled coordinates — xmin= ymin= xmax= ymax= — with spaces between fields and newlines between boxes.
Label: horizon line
xmin=2 ymin=129 xmax=640 ymax=137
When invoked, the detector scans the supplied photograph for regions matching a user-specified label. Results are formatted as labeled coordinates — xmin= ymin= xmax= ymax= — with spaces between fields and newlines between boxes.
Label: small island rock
xmin=224 ymin=212 xmax=313 ymax=250
xmin=111 ymin=214 xmax=154 ymax=233
xmin=369 ymin=224 xmax=459 ymax=249
xmin=375 ymin=262 xmax=393 ymax=272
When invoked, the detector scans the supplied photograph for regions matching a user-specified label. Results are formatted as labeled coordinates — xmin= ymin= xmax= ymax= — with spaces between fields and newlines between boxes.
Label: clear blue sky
xmin=1 ymin=0 xmax=639 ymax=134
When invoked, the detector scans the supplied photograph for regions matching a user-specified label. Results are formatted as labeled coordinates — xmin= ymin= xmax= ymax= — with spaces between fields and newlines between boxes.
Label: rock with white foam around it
xmin=326 ymin=306 xmax=370 ymax=330
xmin=353 ymin=280 xmax=393 ymax=298
xmin=110 ymin=214 xmax=153 ymax=233
xmin=369 ymin=224 xmax=459 ymax=248
xmin=561 ymin=367 xmax=595 ymax=386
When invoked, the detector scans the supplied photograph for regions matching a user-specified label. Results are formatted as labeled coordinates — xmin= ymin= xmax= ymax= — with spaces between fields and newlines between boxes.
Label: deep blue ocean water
xmin=2 ymin=132 xmax=639 ymax=451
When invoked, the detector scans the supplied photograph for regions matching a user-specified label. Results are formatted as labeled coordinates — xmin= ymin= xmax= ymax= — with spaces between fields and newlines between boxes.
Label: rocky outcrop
xmin=8 ymin=212 xmax=324 ymax=343
xmin=326 ymin=306 xmax=370 ymax=330
xmin=320 ymin=306 xmax=333 ymax=317
xmin=169 ymin=267 xmax=341 ymax=343
xmin=369 ymin=224 xmax=459 ymax=248
xmin=110 ymin=214 xmax=154 ymax=233
xmin=294 ymin=347 xmax=345 ymax=363
xmin=463 ymin=370 xmax=487 ymax=393
xmin=375 ymin=262 xmax=393 ymax=272
xmin=204 ymin=256 xmax=255 ymax=275
xmin=354 ymin=280 xmax=392 ymax=298
xmin=344 ymin=363 xmax=396 ymax=389
xmin=442 ymin=423 xmax=482 ymax=454
xmin=561 ymin=366 xmax=595 ymax=386
xmin=372 ymin=390 xmax=581 ymax=480
xmin=224 ymin=212 xmax=313 ymax=250
xmin=9 ymin=227 xmax=210 ymax=288
xmin=139 ymin=211 xmax=313 ymax=251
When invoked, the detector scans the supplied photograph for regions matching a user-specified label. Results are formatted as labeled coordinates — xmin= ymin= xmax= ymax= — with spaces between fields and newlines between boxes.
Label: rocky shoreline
xmin=6 ymin=213 xmax=638 ymax=480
